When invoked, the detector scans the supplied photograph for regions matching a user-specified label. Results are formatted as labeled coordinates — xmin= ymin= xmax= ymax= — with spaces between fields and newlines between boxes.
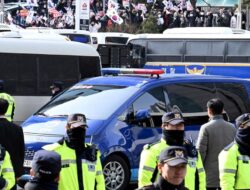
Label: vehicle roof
xmin=16 ymin=30 xmax=69 ymax=41
xmin=163 ymin=27 xmax=250 ymax=35
xmin=54 ymin=29 xmax=91 ymax=35
xmin=77 ymin=74 xmax=246 ymax=87
xmin=128 ymin=28 xmax=250 ymax=42
xmin=0 ymin=38 xmax=99 ymax=56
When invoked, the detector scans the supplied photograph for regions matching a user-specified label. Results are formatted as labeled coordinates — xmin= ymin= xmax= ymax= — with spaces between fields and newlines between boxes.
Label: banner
xmin=79 ymin=0 xmax=90 ymax=19
xmin=137 ymin=3 xmax=147 ymax=13
xmin=196 ymin=0 xmax=238 ymax=7
xmin=122 ymin=0 xmax=130 ymax=8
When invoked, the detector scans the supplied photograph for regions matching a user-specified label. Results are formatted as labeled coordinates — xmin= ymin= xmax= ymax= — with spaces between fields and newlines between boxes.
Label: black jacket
xmin=137 ymin=175 xmax=189 ymax=190
xmin=0 ymin=118 xmax=24 ymax=178
xmin=24 ymin=178 xmax=58 ymax=190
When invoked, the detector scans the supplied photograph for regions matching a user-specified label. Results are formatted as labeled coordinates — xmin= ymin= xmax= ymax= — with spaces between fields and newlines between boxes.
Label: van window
xmin=132 ymin=87 xmax=166 ymax=127
xmin=215 ymin=82 xmax=250 ymax=121
xmin=165 ymin=83 xmax=216 ymax=125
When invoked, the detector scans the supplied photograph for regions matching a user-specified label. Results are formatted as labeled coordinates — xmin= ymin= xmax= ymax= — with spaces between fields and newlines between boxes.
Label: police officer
xmin=50 ymin=81 xmax=63 ymax=98
xmin=138 ymin=146 xmax=189 ymax=190
xmin=0 ymin=80 xmax=15 ymax=121
xmin=0 ymin=144 xmax=15 ymax=189
xmin=138 ymin=111 xmax=206 ymax=190
xmin=219 ymin=113 xmax=250 ymax=189
xmin=25 ymin=150 xmax=61 ymax=190
xmin=0 ymin=98 xmax=25 ymax=186
xmin=43 ymin=113 xmax=105 ymax=190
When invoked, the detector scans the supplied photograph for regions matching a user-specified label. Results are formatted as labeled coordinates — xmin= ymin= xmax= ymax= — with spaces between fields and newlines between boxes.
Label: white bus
xmin=127 ymin=27 xmax=250 ymax=78
xmin=0 ymin=38 xmax=101 ymax=123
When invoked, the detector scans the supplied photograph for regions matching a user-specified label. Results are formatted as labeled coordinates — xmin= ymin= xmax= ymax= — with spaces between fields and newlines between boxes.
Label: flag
xmin=106 ymin=9 xmax=123 ymax=24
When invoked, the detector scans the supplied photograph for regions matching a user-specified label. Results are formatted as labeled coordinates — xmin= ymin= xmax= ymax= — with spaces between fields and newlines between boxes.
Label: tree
xmin=137 ymin=14 xmax=160 ymax=33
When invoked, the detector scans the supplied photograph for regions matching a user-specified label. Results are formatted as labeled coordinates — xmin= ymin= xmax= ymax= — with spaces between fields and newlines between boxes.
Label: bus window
xmin=105 ymin=37 xmax=129 ymax=44
xmin=147 ymin=40 xmax=183 ymax=62
xmin=226 ymin=41 xmax=250 ymax=63
xmin=185 ymin=41 xmax=225 ymax=62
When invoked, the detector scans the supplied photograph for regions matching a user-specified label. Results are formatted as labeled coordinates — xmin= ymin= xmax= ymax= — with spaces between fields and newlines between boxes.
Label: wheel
xmin=103 ymin=154 xmax=130 ymax=190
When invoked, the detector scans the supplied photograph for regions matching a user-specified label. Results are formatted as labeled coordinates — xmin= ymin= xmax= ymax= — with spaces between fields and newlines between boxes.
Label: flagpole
xmin=237 ymin=0 xmax=242 ymax=29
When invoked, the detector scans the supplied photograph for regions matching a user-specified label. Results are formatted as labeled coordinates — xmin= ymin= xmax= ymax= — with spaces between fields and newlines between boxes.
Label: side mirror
xmin=118 ymin=109 xmax=151 ymax=124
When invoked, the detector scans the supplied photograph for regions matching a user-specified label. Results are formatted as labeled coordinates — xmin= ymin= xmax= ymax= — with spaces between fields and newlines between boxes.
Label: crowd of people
xmin=0 ymin=74 xmax=250 ymax=190
xmin=4 ymin=0 xmax=247 ymax=32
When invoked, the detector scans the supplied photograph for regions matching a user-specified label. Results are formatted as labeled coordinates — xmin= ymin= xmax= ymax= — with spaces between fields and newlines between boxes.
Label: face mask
xmin=66 ymin=127 xmax=85 ymax=149
xmin=162 ymin=130 xmax=184 ymax=146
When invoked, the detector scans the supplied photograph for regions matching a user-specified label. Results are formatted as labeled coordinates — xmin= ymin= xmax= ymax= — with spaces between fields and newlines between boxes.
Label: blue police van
xmin=22 ymin=68 xmax=250 ymax=190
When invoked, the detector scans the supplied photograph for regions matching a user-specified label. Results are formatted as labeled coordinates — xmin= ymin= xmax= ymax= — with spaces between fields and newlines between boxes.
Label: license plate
xmin=24 ymin=160 xmax=32 ymax=167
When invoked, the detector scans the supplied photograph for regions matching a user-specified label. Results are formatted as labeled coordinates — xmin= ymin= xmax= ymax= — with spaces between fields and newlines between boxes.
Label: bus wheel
xmin=103 ymin=155 xmax=130 ymax=190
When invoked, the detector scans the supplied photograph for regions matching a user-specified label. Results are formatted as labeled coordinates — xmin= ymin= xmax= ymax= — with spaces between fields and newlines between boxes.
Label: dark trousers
xmin=207 ymin=188 xmax=221 ymax=190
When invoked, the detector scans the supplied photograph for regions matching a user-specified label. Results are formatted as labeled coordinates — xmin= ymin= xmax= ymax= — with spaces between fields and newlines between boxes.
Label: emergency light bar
xmin=102 ymin=68 xmax=165 ymax=77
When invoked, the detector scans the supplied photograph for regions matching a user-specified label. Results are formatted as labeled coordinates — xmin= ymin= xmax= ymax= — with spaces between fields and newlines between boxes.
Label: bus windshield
xmin=37 ymin=85 xmax=138 ymax=120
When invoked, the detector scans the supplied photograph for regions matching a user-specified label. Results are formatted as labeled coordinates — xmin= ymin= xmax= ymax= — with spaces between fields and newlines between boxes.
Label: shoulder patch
xmin=143 ymin=140 xmax=161 ymax=150
xmin=224 ymin=141 xmax=235 ymax=151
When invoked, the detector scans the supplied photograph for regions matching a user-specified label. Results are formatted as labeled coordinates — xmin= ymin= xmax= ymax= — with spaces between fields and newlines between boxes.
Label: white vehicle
xmin=0 ymin=38 xmax=101 ymax=123
xmin=91 ymin=32 xmax=135 ymax=49
xmin=127 ymin=27 xmax=250 ymax=78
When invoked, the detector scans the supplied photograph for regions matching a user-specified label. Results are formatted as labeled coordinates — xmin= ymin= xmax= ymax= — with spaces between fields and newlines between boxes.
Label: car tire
xmin=103 ymin=154 xmax=130 ymax=190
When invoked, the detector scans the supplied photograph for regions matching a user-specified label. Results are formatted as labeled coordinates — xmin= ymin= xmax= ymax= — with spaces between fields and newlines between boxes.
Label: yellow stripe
xmin=146 ymin=62 xmax=250 ymax=67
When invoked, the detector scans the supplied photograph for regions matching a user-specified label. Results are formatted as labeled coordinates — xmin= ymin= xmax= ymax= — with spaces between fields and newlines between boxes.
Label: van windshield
xmin=37 ymin=85 xmax=138 ymax=120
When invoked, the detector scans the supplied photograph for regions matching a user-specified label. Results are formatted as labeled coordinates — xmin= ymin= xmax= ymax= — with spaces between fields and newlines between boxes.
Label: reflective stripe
xmin=62 ymin=159 xmax=97 ymax=165
xmin=82 ymin=159 xmax=97 ymax=165
xmin=143 ymin=166 xmax=155 ymax=172
xmin=61 ymin=159 xmax=76 ymax=165
xmin=2 ymin=168 xmax=14 ymax=172
xmin=96 ymin=170 xmax=103 ymax=175
xmin=197 ymin=168 xmax=205 ymax=173
xmin=222 ymin=169 xmax=236 ymax=174
xmin=238 ymin=155 xmax=250 ymax=161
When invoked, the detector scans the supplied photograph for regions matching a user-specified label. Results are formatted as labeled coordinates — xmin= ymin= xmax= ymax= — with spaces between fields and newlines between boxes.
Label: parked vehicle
xmin=127 ymin=27 xmax=250 ymax=79
xmin=0 ymin=38 xmax=101 ymax=123
xmin=22 ymin=68 xmax=250 ymax=190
